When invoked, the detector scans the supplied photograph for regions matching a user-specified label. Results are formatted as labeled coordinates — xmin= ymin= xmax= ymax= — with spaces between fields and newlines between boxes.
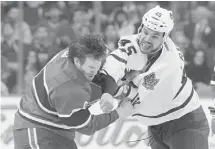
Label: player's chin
xmin=140 ymin=48 xmax=152 ymax=54
xmin=86 ymin=75 xmax=95 ymax=81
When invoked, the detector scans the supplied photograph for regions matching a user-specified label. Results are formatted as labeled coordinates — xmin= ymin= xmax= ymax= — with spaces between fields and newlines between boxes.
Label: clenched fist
xmin=116 ymin=100 xmax=134 ymax=119
xmin=99 ymin=93 xmax=114 ymax=113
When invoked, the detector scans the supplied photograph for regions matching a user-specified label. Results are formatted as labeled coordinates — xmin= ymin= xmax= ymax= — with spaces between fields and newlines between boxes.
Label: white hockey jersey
xmin=102 ymin=34 xmax=201 ymax=126
xmin=102 ymin=34 xmax=148 ymax=84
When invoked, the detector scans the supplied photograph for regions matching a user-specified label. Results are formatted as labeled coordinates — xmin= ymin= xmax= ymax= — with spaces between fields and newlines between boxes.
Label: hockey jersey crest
xmin=142 ymin=72 xmax=160 ymax=90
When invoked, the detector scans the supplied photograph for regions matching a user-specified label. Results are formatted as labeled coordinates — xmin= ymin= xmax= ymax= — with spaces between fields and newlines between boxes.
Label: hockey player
xmin=13 ymin=34 xmax=133 ymax=149
xmin=99 ymin=6 xmax=210 ymax=149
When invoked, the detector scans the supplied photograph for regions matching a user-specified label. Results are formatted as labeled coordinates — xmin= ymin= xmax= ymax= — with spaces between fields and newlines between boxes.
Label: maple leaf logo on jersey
xmin=142 ymin=72 xmax=159 ymax=90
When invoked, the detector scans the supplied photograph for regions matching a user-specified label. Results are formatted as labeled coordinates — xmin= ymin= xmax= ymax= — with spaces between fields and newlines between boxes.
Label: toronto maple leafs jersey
xmin=14 ymin=48 xmax=118 ymax=140
xmin=102 ymin=34 xmax=201 ymax=126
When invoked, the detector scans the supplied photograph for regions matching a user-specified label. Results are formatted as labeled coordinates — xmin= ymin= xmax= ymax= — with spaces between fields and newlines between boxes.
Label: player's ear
xmin=74 ymin=57 xmax=81 ymax=69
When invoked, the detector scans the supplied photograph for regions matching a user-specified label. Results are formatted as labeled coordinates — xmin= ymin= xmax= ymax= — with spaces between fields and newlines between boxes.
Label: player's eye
xmin=152 ymin=35 xmax=159 ymax=39
xmin=144 ymin=30 xmax=148 ymax=35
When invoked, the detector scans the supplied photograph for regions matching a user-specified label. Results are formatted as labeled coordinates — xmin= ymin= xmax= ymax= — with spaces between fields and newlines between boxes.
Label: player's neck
xmin=147 ymin=48 xmax=162 ymax=60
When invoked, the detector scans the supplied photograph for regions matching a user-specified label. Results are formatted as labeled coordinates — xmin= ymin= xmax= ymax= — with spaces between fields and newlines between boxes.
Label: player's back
xmin=14 ymin=48 xmax=91 ymax=140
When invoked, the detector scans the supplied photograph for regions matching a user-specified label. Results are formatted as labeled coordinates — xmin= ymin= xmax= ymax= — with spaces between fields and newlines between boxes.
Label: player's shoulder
xmin=164 ymin=37 xmax=177 ymax=51
xmin=47 ymin=48 xmax=87 ymax=88
xmin=53 ymin=62 xmax=86 ymax=86
xmin=119 ymin=34 xmax=139 ymax=46
xmin=151 ymin=38 xmax=178 ymax=69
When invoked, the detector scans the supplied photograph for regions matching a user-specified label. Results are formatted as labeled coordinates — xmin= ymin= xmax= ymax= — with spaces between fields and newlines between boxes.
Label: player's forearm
xmin=76 ymin=110 xmax=119 ymax=135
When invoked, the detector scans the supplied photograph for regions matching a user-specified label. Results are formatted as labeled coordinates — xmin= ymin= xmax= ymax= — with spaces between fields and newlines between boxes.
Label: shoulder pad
xmin=118 ymin=34 xmax=139 ymax=47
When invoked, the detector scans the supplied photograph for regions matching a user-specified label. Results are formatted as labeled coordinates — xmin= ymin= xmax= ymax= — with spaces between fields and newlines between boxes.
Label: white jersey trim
xmin=28 ymin=128 xmax=40 ymax=149
xmin=18 ymin=106 xmax=92 ymax=129
xmin=32 ymin=77 xmax=58 ymax=116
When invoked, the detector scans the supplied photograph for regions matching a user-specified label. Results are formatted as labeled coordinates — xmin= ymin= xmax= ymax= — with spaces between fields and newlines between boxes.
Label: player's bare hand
xmin=99 ymin=93 xmax=114 ymax=113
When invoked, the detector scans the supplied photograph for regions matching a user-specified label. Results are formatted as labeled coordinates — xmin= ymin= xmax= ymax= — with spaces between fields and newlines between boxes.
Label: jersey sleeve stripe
xmin=119 ymin=48 xmax=127 ymax=53
xmin=59 ymin=109 xmax=92 ymax=128
xmin=110 ymin=54 xmax=127 ymax=64
xmin=18 ymin=107 xmax=92 ymax=129
xmin=173 ymin=77 xmax=187 ymax=99
xmin=33 ymin=69 xmax=58 ymax=115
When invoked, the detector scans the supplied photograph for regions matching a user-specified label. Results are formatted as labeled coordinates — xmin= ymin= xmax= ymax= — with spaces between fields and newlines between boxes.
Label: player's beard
xmin=79 ymin=66 xmax=95 ymax=81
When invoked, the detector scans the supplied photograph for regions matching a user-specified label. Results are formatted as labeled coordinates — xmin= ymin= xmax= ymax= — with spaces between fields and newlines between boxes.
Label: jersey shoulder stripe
xmin=18 ymin=107 xmax=92 ymax=129
xmin=33 ymin=69 xmax=58 ymax=115
xmin=110 ymin=53 xmax=127 ymax=64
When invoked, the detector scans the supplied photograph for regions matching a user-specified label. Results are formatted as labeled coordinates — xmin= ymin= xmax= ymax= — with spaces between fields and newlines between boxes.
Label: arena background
xmin=1 ymin=1 xmax=215 ymax=149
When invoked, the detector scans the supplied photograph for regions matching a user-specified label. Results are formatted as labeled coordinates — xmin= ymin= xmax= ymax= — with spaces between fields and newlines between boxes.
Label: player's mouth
xmin=140 ymin=41 xmax=152 ymax=49
xmin=87 ymin=74 xmax=95 ymax=79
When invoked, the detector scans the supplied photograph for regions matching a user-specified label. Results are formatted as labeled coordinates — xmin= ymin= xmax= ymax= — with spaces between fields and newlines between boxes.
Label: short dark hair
xmin=68 ymin=34 xmax=107 ymax=63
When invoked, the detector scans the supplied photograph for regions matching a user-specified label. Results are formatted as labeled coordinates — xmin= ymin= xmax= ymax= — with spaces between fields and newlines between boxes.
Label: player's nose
xmin=144 ymin=35 xmax=152 ymax=42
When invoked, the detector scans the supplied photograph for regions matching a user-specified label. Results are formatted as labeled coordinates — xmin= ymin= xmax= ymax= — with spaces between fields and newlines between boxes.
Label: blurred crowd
xmin=1 ymin=1 xmax=215 ymax=96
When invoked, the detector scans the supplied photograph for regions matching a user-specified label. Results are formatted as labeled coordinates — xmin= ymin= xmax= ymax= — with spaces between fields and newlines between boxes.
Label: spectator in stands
xmin=24 ymin=51 xmax=40 ymax=93
xmin=103 ymin=23 xmax=119 ymax=52
xmin=185 ymin=50 xmax=211 ymax=89
xmin=183 ymin=6 xmax=213 ymax=51
xmin=39 ymin=6 xmax=76 ymax=60
xmin=113 ymin=9 xmax=135 ymax=37
xmin=62 ymin=1 xmax=81 ymax=23
xmin=24 ymin=1 xmax=44 ymax=27
xmin=40 ymin=6 xmax=63 ymax=45
xmin=72 ymin=8 xmax=93 ymax=36
xmin=123 ymin=1 xmax=141 ymax=32
xmin=1 ymin=21 xmax=19 ymax=93
xmin=1 ymin=1 xmax=17 ymax=22
xmin=7 ymin=7 xmax=33 ymax=45
xmin=173 ymin=31 xmax=191 ymax=65
xmin=56 ymin=1 xmax=67 ymax=21
xmin=31 ymin=25 xmax=50 ymax=69
xmin=1 ymin=56 xmax=10 ymax=96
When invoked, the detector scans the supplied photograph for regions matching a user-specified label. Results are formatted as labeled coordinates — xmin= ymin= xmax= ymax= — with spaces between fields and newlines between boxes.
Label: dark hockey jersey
xmin=14 ymin=48 xmax=118 ymax=140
